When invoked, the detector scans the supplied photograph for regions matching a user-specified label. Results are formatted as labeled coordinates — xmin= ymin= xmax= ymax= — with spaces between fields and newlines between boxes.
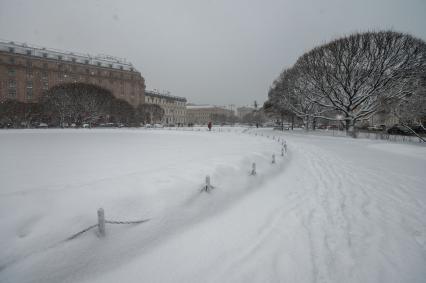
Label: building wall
xmin=145 ymin=92 xmax=187 ymax=125
xmin=186 ymin=106 xmax=235 ymax=124
xmin=237 ymin=107 xmax=254 ymax=119
xmin=0 ymin=47 xmax=145 ymax=107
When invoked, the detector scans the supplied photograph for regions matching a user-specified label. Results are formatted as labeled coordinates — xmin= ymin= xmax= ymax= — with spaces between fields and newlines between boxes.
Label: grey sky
xmin=1 ymin=0 xmax=425 ymax=106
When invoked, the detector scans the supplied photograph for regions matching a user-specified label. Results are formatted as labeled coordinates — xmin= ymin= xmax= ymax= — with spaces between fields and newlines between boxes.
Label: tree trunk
xmin=345 ymin=119 xmax=357 ymax=138
xmin=303 ymin=116 xmax=309 ymax=131
xmin=401 ymin=123 xmax=426 ymax=143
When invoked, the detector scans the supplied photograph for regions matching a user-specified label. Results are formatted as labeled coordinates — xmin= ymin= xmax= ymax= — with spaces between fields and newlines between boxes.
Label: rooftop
xmin=0 ymin=39 xmax=137 ymax=72
xmin=145 ymin=90 xmax=187 ymax=102
xmin=186 ymin=104 xmax=230 ymax=110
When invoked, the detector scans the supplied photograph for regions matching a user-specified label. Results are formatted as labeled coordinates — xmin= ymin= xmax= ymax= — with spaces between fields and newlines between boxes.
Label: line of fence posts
xmin=93 ymin=128 xmax=288 ymax=238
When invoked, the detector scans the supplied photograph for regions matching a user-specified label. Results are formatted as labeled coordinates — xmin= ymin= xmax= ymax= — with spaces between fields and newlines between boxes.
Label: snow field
xmin=0 ymin=128 xmax=287 ymax=283
xmin=1 ymin=127 xmax=425 ymax=283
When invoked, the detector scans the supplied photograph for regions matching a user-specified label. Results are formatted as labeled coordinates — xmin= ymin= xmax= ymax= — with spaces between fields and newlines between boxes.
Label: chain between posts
xmin=65 ymin=218 xmax=149 ymax=241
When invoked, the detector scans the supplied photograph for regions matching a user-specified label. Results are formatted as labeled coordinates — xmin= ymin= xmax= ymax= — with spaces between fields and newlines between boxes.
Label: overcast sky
xmin=1 ymin=0 xmax=425 ymax=106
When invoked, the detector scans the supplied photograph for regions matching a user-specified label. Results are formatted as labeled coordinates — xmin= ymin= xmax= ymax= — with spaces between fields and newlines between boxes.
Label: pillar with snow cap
xmin=97 ymin=208 xmax=105 ymax=237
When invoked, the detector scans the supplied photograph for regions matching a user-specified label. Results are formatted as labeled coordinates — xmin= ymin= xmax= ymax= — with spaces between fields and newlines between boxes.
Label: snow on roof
xmin=145 ymin=90 xmax=187 ymax=102
xmin=186 ymin=105 xmax=234 ymax=112
xmin=0 ymin=39 xmax=137 ymax=72
xmin=186 ymin=105 xmax=217 ymax=109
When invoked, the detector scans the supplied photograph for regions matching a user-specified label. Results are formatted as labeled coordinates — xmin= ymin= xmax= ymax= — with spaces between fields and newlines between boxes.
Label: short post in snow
xmin=97 ymin=208 xmax=106 ymax=237
xmin=272 ymin=154 xmax=276 ymax=164
xmin=281 ymin=147 xmax=284 ymax=156
xmin=284 ymin=142 xmax=287 ymax=153
xmin=250 ymin=162 xmax=256 ymax=176
xmin=204 ymin=175 xmax=213 ymax=192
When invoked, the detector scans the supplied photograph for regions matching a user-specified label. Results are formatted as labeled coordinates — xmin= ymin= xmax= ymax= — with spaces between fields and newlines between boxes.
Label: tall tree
xmin=294 ymin=31 xmax=426 ymax=136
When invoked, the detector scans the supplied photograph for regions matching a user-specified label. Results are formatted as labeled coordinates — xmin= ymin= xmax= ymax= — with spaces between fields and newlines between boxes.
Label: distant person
xmin=256 ymin=123 xmax=259 ymax=128
xmin=208 ymin=121 xmax=212 ymax=131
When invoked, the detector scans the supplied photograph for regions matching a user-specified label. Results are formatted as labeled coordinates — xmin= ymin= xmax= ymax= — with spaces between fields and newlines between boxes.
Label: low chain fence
xmin=273 ymin=128 xmax=424 ymax=144
xmin=63 ymin=128 xmax=287 ymax=240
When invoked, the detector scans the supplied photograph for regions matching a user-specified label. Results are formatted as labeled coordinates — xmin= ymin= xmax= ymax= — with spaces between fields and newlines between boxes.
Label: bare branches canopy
xmin=268 ymin=31 xmax=426 ymax=135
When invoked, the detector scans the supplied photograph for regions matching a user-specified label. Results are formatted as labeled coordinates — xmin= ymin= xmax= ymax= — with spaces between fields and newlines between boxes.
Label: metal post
xmin=97 ymin=208 xmax=105 ymax=237
xmin=272 ymin=154 xmax=276 ymax=164
xmin=251 ymin=162 xmax=256 ymax=175
xmin=204 ymin=175 xmax=213 ymax=192
xmin=206 ymin=175 xmax=211 ymax=187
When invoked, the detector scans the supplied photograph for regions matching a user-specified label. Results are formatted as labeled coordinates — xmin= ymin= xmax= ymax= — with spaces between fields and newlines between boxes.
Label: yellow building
xmin=144 ymin=90 xmax=187 ymax=125
xmin=186 ymin=105 xmax=235 ymax=125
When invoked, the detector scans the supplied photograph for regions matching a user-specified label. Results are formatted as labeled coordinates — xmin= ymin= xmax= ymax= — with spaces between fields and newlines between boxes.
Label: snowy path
xmin=1 ymin=128 xmax=425 ymax=282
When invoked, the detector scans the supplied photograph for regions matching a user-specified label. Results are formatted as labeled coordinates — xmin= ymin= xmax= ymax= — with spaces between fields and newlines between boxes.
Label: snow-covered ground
xmin=0 ymin=128 xmax=425 ymax=283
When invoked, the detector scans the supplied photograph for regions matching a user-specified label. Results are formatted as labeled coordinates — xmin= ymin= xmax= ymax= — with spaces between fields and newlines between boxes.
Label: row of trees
xmin=0 ymin=83 xmax=165 ymax=128
xmin=266 ymin=31 xmax=426 ymax=139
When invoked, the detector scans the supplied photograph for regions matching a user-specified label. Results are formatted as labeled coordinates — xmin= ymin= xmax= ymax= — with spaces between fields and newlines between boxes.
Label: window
xmin=42 ymin=71 xmax=48 ymax=80
xmin=9 ymin=47 xmax=14 ymax=53
xmin=119 ymin=66 xmax=123 ymax=70
xmin=9 ymin=57 xmax=15 ymax=64
xmin=84 ymin=59 xmax=89 ymax=64
xmin=26 ymin=88 xmax=33 ymax=99
xmin=8 ymin=89 xmax=16 ymax=98
xmin=27 ymin=81 xmax=33 ymax=88
xmin=97 ymin=62 xmax=101 ymax=66
xmin=109 ymin=64 xmax=113 ymax=68
xmin=8 ymin=68 xmax=16 ymax=76
xmin=42 ymin=53 xmax=48 ymax=58
xmin=71 ymin=57 xmax=76 ymax=63
xmin=26 ymin=50 xmax=31 ymax=55
xmin=58 ymin=55 xmax=63 ymax=60
xmin=8 ymin=80 xmax=17 ymax=88
xmin=42 ymin=81 xmax=49 ymax=90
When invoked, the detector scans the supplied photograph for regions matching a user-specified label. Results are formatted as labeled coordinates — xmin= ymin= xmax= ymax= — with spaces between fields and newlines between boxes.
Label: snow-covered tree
xmin=268 ymin=67 xmax=328 ymax=130
xmin=294 ymin=31 xmax=426 ymax=136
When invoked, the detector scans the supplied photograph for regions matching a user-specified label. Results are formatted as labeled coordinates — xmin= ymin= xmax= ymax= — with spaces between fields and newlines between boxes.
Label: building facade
xmin=0 ymin=40 xmax=145 ymax=107
xmin=145 ymin=90 xmax=187 ymax=125
xmin=237 ymin=106 xmax=254 ymax=119
xmin=186 ymin=105 xmax=235 ymax=125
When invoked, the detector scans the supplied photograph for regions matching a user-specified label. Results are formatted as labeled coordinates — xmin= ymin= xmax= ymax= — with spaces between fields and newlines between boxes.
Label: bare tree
xmin=135 ymin=104 xmax=165 ymax=124
xmin=294 ymin=31 xmax=426 ymax=136
xmin=44 ymin=83 xmax=134 ymax=127
xmin=381 ymin=75 xmax=426 ymax=141
xmin=268 ymin=67 xmax=328 ymax=130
